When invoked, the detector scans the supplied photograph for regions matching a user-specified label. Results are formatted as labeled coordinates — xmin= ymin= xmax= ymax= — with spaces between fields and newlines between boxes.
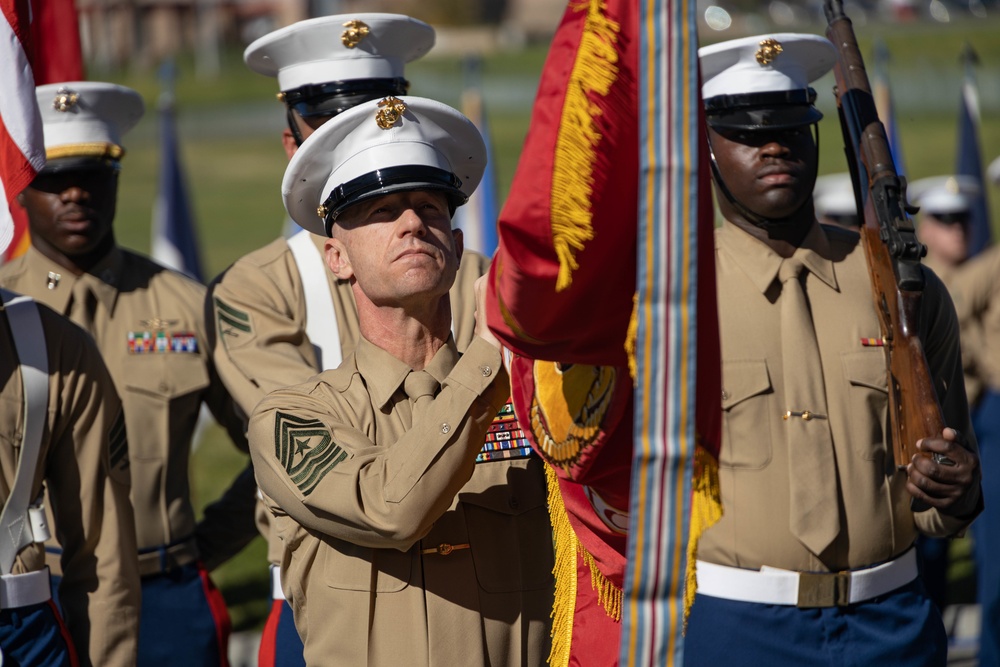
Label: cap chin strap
xmin=287 ymin=107 xmax=306 ymax=148
xmin=707 ymin=124 xmax=820 ymax=232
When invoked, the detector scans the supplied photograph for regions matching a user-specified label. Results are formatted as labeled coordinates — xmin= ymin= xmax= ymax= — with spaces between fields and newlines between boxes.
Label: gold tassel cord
xmin=551 ymin=0 xmax=621 ymax=292
xmin=625 ymin=292 xmax=638 ymax=383
xmin=544 ymin=464 xmax=624 ymax=667
xmin=684 ymin=444 xmax=723 ymax=625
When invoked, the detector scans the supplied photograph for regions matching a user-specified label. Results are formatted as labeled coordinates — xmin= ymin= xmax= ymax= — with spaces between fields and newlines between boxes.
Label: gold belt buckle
xmin=797 ymin=571 xmax=851 ymax=607
xmin=419 ymin=543 xmax=471 ymax=556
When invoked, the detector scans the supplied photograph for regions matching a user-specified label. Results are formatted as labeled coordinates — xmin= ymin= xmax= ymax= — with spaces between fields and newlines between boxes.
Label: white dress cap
xmin=908 ymin=175 xmax=980 ymax=216
xmin=35 ymin=82 xmax=144 ymax=162
xmin=282 ymin=96 xmax=486 ymax=237
xmin=245 ymin=14 xmax=435 ymax=92
xmin=988 ymin=155 xmax=1000 ymax=185
xmin=700 ymin=33 xmax=836 ymax=100
xmin=813 ymin=172 xmax=858 ymax=218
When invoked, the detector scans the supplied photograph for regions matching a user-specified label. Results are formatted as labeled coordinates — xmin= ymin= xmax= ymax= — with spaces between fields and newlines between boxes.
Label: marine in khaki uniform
xmin=247 ymin=96 xmax=553 ymax=666
xmin=202 ymin=16 xmax=489 ymax=665
xmin=912 ymin=177 xmax=1000 ymax=666
xmin=0 ymin=226 xmax=139 ymax=664
xmin=683 ymin=35 xmax=982 ymax=666
xmin=0 ymin=82 xmax=247 ymax=666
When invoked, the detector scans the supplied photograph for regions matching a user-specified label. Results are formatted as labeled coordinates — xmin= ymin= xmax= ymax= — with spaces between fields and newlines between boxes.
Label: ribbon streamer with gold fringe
xmin=621 ymin=0 xmax=722 ymax=665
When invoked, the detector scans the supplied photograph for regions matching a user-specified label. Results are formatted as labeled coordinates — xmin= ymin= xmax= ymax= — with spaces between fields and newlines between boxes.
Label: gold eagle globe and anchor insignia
xmin=755 ymin=38 xmax=784 ymax=66
xmin=375 ymin=96 xmax=407 ymax=129
xmin=529 ymin=361 xmax=617 ymax=468
xmin=341 ymin=20 xmax=370 ymax=48
xmin=52 ymin=87 xmax=80 ymax=112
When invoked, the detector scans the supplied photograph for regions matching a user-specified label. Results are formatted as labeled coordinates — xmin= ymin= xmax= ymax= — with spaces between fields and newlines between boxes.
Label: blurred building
xmin=74 ymin=0 xmax=567 ymax=72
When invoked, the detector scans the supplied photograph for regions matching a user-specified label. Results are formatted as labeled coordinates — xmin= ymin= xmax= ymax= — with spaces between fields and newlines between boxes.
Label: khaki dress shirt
xmin=0 ymin=246 xmax=247 ymax=575
xmin=0 ymin=301 xmax=140 ymax=666
xmin=700 ymin=220 xmax=980 ymax=573
xmin=208 ymin=233 xmax=489 ymax=566
xmin=249 ymin=336 xmax=554 ymax=666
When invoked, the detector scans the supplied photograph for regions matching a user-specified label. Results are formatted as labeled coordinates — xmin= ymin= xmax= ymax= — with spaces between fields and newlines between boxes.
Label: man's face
xmin=918 ymin=213 xmax=969 ymax=266
xmin=327 ymin=190 xmax=463 ymax=308
xmin=17 ymin=166 xmax=118 ymax=260
xmin=709 ymin=124 xmax=818 ymax=221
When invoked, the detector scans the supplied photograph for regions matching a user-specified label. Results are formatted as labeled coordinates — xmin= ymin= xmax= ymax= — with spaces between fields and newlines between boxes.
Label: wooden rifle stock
xmin=824 ymin=0 xmax=945 ymax=475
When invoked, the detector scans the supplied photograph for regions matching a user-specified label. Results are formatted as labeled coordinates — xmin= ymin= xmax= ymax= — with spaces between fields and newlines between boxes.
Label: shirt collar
xmin=355 ymin=335 xmax=460 ymax=410
xmin=717 ymin=219 xmax=839 ymax=294
xmin=23 ymin=245 xmax=123 ymax=315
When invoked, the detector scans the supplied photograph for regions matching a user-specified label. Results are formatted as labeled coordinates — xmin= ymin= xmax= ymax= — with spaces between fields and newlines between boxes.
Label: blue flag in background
xmin=873 ymin=39 xmax=906 ymax=176
xmin=956 ymin=43 xmax=992 ymax=257
xmin=152 ymin=65 xmax=204 ymax=283
xmin=452 ymin=57 xmax=499 ymax=257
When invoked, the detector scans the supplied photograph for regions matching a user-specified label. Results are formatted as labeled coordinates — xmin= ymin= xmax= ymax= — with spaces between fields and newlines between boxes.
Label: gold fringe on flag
xmin=684 ymin=444 xmax=723 ymax=625
xmin=545 ymin=464 xmax=577 ymax=667
xmin=551 ymin=0 xmax=621 ymax=292
xmin=544 ymin=464 xmax=623 ymax=667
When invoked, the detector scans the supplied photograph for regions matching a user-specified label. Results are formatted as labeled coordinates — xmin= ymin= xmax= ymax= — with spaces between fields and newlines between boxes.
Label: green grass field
xmin=91 ymin=17 xmax=998 ymax=630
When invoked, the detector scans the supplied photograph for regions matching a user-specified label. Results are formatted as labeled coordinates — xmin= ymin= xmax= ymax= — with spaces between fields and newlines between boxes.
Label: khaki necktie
xmin=779 ymin=256 xmax=840 ymax=556
xmin=69 ymin=278 xmax=99 ymax=335
xmin=404 ymin=370 xmax=439 ymax=414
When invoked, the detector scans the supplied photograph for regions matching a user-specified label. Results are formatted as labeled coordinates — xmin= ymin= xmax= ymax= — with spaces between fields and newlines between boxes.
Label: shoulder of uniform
xmin=0 ymin=256 xmax=29 ymax=287
xmin=314 ymin=355 xmax=358 ymax=394
xmin=233 ymin=237 xmax=296 ymax=270
xmin=459 ymin=249 xmax=490 ymax=276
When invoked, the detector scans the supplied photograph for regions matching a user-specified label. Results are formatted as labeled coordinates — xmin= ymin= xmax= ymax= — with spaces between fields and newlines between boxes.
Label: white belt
xmin=0 ymin=569 xmax=52 ymax=609
xmin=271 ymin=565 xmax=286 ymax=601
xmin=695 ymin=549 xmax=918 ymax=608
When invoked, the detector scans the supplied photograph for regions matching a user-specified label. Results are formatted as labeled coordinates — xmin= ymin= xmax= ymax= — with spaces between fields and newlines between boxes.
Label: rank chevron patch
xmin=274 ymin=411 xmax=350 ymax=495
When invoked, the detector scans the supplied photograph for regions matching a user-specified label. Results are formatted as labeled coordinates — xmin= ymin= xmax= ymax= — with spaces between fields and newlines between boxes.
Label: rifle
xmin=824 ymin=0 xmax=953 ymax=483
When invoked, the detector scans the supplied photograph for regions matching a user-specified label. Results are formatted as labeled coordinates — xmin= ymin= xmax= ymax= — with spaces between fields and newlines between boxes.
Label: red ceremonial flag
xmin=1 ymin=0 xmax=46 ymax=256
xmin=29 ymin=0 xmax=84 ymax=83
xmin=2 ymin=0 xmax=83 ymax=262
xmin=487 ymin=0 xmax=639 ymax=663
xmin=487 ymin=0 xmax=719 ymax=663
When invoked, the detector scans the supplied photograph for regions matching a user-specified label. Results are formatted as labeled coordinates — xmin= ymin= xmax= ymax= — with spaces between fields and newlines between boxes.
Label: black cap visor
xmin=38 ymin=156 xmax=121 ymax=175
xmin=284 ymin=78 xmax=409 ymax=119
xmin=705 ymin=88 xmax=822 ymax=130
xmin=322 ymin=165 xmax=467 ymax=234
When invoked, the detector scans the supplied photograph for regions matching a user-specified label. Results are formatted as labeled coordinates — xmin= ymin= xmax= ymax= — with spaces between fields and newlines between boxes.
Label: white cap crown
xmin=35 ymin=82 xmax=144 ymax=162
xmin=282 ymin=96 xmax=486 ymax=236
xmin=245 ymin=14 xmax=434 ymax=92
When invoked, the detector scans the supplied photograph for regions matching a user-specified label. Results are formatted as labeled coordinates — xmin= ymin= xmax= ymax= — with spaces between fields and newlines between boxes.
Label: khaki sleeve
xmin=208 ymin=253 xmax=321 ymax=419
xmin=249 ymin=338 xmax=510 ymax=550
xmin=912 ymin=267 xmax=983 ymax=538
xmin=44 ymin=315 xmax=140 ymax=667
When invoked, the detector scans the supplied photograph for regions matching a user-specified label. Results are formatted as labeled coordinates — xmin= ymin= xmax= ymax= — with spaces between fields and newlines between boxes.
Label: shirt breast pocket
xmin=460 ymin=457 xmax=554 ymax=594
xmin=122 ymin=355 xmax=209 ymax=460
xmin=322 ymin=539 xmax=412 ymax=593
xmin=840 ymin=350 xmax=889 ymax=461
xmin=721 ymin=359 xmax=773 ymax=469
